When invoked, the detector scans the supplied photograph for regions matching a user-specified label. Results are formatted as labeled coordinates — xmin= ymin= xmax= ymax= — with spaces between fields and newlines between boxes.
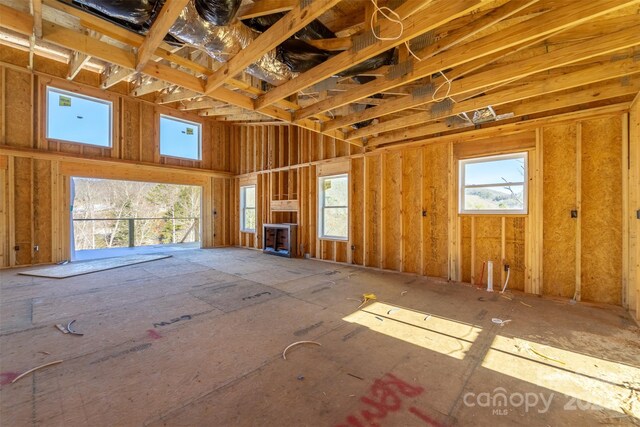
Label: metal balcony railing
xmin=72 ymin=217 xmax=200 ymax=250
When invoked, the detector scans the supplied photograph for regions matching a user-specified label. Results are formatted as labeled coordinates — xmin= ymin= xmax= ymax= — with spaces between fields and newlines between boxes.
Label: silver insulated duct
xmin=169 ymin=2 xmax=293 ymax=86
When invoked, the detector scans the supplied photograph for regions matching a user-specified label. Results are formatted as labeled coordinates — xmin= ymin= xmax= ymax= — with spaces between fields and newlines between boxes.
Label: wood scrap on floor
xmin=18 ymin=254 xmax=172 ymax=278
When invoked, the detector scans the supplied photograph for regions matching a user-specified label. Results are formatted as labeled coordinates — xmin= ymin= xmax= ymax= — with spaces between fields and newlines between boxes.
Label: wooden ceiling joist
xmin=254 ymin=0 xmax=485 ymax=110
xmin=367 ymin=77 xmax=640 ymax=148
xmin=236 ymin=0 xmax=298 ymax=20
xmin=203 ymin=0 xmax=342 ymax=95
xmin=1 ymin=0 xmax=638 ymax=149
xmin=136 ymin=0 xmax=190 ymax=71
xmin=350 ymin=57 xmax=640 ymax=140
xmin=318 ymin=0 xmax=633 ymax=129
xmin=330 ymin=23 xmax=640 ymax=133
xmin=296 ymin=0 xmax=639 ymax=124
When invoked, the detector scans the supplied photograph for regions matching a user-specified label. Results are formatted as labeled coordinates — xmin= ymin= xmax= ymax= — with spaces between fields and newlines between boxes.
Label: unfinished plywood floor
xmin=0 ymin=248 xmax=638 ymax=426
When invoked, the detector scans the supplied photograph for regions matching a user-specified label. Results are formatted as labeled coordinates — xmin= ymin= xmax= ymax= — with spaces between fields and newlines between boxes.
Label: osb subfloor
xmin=1 ymin=248 xmax=639 ymax=426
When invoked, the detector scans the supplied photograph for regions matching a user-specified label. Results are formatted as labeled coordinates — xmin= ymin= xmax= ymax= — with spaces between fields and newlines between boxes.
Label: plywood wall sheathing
xmin=542 ymin=123 xmax=578 ymax=298
xmin=581 ymin=116 xmax=623 ymax=305
xmin=424 ymin=142 xmax=452 ymax=279
xmin=628 ymin=94 xmax=640 ymax=320
xmin=401 ymin=149 xmax=422 ymax=274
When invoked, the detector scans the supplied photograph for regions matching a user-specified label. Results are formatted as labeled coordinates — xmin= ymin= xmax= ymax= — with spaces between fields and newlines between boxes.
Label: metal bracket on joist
xmin=352 ymin=28 xmax=379 ymax=52
xmin=301 ymin=0 xmax=313 ymax=8
xmin=387 ymin=61 xmax=413 ymax=80
xmin=412 ymin=83 xmax=434 ymax=99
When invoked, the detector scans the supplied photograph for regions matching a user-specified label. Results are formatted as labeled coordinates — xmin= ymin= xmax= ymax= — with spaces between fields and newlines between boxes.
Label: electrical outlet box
xmin=571 ymin=210 xmax=578 ymax=218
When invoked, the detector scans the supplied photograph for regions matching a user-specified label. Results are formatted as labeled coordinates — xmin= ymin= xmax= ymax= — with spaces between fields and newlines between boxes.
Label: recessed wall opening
xmin=71 ymin=177 xmax=202 ymax=261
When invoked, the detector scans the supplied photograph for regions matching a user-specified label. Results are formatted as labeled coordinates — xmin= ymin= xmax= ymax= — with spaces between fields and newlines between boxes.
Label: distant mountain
xmin=465 ymin=187 xmax=523 ymax=210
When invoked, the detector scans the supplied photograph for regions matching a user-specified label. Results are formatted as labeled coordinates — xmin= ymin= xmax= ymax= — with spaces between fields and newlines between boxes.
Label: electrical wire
xmin=369 ymin=0 xmax=403 ymax=41
xmin=500 ymin=267 xmax=511 ymax=294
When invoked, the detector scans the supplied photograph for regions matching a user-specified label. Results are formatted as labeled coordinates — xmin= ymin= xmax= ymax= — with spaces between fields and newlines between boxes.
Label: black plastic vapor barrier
xmin=242 ymin=13 xmax=336 ymax=41
xmin=72 ymin=0 xmax=183 ymax=46
xmin=195 ymin=0 xmax=241 ymax=26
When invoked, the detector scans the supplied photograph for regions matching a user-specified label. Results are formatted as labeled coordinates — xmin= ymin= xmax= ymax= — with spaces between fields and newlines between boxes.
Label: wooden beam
xmin=101 ymin=66 xmax=135 ymax=89
xmin=199 ymin=107 xmax=249 ymax=117
xmin=236 ymin=0 xmax=297 ymax=19
xmin=255 ymin=0 xmax=484 ymax=109
xmin=157 ymin=88 xmax=200 ymax=104
xmin=66 ymin=30 xmax=101 ymax=80
xmin=367 ymin=78 xmax=640 ymax=147
xmin=131 ymin=79 xmax=169 ymax=97
xmin=0 ymin=4 xmax=33 ymax=35
xmin=204 ymin=0 xmax=342 ymax=94
xmin=178 ymin=99 xmax=226 ymax=110
xmin=373 ymin=103 xmax=629 ymax=152
xmin=349 ymin=57 xmax=640 ymax=140
xmin=411 ymin=0 xmax=541 ymax=64
xmin=67 ymin=51 xmax=91 ymax=80
xmin=325 ymin=22 xmax=640 ymax=131
xmin=305 ymin=37 xmax=353 ymax=51
xmin=136 ymin=0 xmax=190 ymax=71
xmin=31 ymin=0 xmax=42 ymax=38
xmin=297 ymin=0 xmax=639 ymax=122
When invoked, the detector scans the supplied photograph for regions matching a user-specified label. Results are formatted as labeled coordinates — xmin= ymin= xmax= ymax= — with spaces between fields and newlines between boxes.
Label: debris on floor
xmin=282 ymin=341 xmax=322 ymax=360
xmin=357 ymin=293 xmax=377 ymax=309
xmin=55 ymin=320 xmax=83 ymax=336
xmin=11 ymin=360 xmax=63 ymax=384
xmin=491 ymin=318 xmax=512 ymax=326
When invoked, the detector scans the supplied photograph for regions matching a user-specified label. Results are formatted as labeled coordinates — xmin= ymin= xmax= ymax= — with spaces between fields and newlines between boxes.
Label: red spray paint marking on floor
xmin=146 ymin=329 xmax=162 ymax=340
xmin=0 ymin=372 xmax=20 ymax=386
xmin=409 ymin=406 xmax=443 ymax=427
xmin=336 ymin=373 xmax=444 ymax=427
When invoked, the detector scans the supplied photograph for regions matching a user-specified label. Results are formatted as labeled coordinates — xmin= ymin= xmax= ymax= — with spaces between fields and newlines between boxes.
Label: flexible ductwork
xmin=169 ymin=2 xmax=292 ymax=86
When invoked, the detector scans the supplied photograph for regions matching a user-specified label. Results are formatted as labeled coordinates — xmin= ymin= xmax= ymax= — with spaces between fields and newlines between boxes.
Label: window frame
xmin=459 ymin=152 xmax=528 ymax=215
xmin=45 ymin=86 xmax=113 ymax=148
xmin=318 ymin=173 xmax=349 ymax=241
xmin=159 ymin=114 xmax=202 ymax=161
xmin=240 ymin=185 xmax=256 ymax=233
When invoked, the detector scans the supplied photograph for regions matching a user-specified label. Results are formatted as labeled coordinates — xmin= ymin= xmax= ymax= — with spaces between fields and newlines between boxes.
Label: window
xmin=318 ymin=174 xmax=348 ymax=240
xmin=240 ymin=185 xmax=256 ymax=232
xmin=159 ymin=115 xmax=201 ymax=160
xmin=459 ymin=152 xmax=527 ymax=214
xmin=46 ymin=86 xmax=112 ymax=147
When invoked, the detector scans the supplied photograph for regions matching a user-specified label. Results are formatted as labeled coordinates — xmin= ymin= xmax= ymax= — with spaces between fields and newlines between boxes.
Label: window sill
xmin=241 ymin=229 xmax=256 ymax=234
xmin=160 ymin=154 xmax=202 ymax=162
xmin=46 ymin=138 xmax=112 ymax=149
xmin=318 ymin=236 xmax=348 ymax=242
xmin=458 ymin=212 xmax=528 ymax=216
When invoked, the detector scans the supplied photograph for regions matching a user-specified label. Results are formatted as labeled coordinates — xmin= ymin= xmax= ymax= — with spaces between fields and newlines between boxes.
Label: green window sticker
xmin=59 ymin=95 xmax=71 ymax=107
